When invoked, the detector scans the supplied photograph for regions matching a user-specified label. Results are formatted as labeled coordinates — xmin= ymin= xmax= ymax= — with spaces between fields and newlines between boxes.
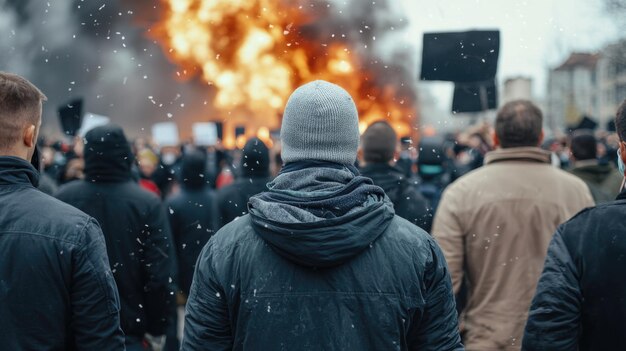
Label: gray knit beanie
xmin=281 ymin=80 xmax=359 ymax=165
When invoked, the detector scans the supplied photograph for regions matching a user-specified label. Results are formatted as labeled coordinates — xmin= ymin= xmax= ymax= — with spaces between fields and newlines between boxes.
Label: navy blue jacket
xmin=0 ymin=156 xmax=124 ymax=350
xmin=523 ymin=189 xmax=626 ymax=350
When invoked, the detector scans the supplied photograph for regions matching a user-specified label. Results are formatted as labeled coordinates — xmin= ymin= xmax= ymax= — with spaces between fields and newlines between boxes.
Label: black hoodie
xmin=56 ymin=124 xmax=177 ymax=340
xmin=166 ymin=150 xmax=218 ymax=296
xmin=216 ymin=138 xmax=272 ymax=227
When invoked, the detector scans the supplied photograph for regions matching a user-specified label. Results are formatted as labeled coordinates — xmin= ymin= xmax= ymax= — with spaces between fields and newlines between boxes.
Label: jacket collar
xmin=484 ymin=147 xmax=551 ymax=165
xmin=0 ymin=156 xmax=39 ymax=188
xmin=572 ymin=159 xmax=600 ymax=168
xmin=616 ymin=186 xmax=626 ymax=201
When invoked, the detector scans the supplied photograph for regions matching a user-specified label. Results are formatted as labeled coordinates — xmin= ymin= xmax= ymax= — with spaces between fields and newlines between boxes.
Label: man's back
xmin=183 ymin=80 xmax=462 ymax=351
xmin=167 ymin=187 xmax=218 ymax=296
xmin=183 ymin=162 xmax=462 ymax=351
xmin=360 ymin=163 xmax=432 ymax=232
xmin=569 ymin=161 xmax=623 ymax=203
xmin=216 ymin=177 xmax=269 ymax=227
xmin=56 ymin=179 xmax=176 ymax=340
xmin=184 ymin=214 xmax=461 ymax=351
xmin=433 ymin=147 xmax=594 ymax=350
xmin=0 ymin=156 xmax=124 ymax=350
xmin=523 ymin=194 xmax=626 ymax=350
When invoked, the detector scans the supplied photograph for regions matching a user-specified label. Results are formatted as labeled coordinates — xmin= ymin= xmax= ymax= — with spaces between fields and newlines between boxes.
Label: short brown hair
xmin=0 ymin=72 xmax=47 ymax=150
xmin=495 ymin=100 xmax=543 ymax=148
xmin=615 ymin=98 xmax=626 ymax=142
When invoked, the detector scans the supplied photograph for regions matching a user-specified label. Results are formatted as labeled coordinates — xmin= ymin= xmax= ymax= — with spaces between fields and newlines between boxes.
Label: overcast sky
xmin=397 ymin=0 xmax=621 ymax=123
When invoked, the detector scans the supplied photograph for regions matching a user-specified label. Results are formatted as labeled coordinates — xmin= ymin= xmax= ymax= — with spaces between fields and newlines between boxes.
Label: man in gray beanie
xmin=183 ymin=80 xmax=463 ymax=350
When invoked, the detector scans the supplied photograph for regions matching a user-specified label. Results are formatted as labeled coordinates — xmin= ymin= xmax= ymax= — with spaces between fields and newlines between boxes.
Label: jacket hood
xmin=84 ymin=124 xmax=133 ymax=183
xmin=240 ymin=138 xmax=270 ymax=178
xmin=248 ymin=161 xmax=395 ymax=268
xmin=180 ymin=150 xmax=208 ymax=190
xmin=0 ymin=156 xmax=39 ymax=188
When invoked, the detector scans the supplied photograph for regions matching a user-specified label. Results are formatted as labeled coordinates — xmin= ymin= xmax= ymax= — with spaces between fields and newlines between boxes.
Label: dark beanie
xmin=180 ymin=149 xmax=208 ymax=189
xmin=241 ymin=138 xmax=270 ymax=177
xmin=361 ymin=121 xmax=397 ymax=163
xmin=84 ymin=124 xmax=133 ymax=182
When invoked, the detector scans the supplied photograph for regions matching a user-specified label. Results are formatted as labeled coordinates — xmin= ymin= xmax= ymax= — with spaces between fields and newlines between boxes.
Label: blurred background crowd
xmin=36 ymin=118 xmax=624 ymax=229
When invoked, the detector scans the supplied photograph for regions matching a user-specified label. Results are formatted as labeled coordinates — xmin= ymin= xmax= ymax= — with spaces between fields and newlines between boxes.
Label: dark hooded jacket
xmin=0 ymin=156 xmax=124 ymax=350
xmin=166 ymin=150 xmax=219 ymax=296
xmin=182 ymin=162 xmax=462 ymax=350
xmin=216 ymin=138 xmax=272 ymax=227
xmin=56 ymin=124 xmax=177 ymax=340
xmin=361 ymin=163 xmax=432 ymax=232
xmin=568 ymin=160 xmax=623 ymax=204
xmin=523 ymin=189 xmax=626 ymax=350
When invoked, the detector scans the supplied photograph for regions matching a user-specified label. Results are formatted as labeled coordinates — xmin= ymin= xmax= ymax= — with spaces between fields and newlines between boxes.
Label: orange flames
xmin=153 ymin=0 xmax=417 ymax=147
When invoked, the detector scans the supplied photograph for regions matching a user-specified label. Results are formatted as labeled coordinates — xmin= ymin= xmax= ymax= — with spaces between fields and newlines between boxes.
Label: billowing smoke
xmin=310 ymin=0 xmax=419 ymax=124
xmin=0 ymin=0 xmax=214 ymax=138
xmin=0 ymin=0 xmax=419 ymax=139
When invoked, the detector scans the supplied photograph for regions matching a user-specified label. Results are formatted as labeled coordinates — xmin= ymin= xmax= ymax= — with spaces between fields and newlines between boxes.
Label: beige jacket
xmin=433 ymin=147 xmax=594 ymax=351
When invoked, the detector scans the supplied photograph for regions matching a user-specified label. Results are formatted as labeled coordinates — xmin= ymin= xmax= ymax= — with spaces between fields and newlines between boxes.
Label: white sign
xmin=192 ymin=122 xmax=218 ymax=146
xmin=152 ymin=122 xmax=180 ymax=146
xmin=78 ymin=113 xmax=110 ymax=137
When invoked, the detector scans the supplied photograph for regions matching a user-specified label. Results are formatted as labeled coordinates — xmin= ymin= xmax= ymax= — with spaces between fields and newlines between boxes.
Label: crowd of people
xmin=2 ymin=71 xmax=626 ymax=350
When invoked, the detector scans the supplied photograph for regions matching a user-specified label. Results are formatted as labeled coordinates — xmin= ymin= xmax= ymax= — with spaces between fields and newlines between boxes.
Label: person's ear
xmin=393 ymin=150 xmax=400 ymax=162
xmin=23 ymin=124 xmax=36 ymax=148
xmin=492 ymin=132 xmax=500 ymax=148
xmin=569 ymin=149 xmax=576 ymax=163
xmin=538 ymin=130 xmax=545 ymax=147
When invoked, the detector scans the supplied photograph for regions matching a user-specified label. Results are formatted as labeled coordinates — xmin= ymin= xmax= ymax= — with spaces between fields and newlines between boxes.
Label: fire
xmin=153 ymin=0 xmax=418 ymax=147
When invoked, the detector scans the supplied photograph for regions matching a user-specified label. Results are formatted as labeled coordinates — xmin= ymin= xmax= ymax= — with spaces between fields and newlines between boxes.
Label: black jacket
xmin=56 ymin=125 xmax=176 ymax=339
xmin=183 ymin=162 xmax=462 ymax=350
xmin=523 ymin=190 xmax=626 ymax=350
xmin=361 ymin=163 xmax=432 ymax=232
xmin=216 ymin=177 xmax=270 ymax=227
xmin=568 ymin=161 xmax=623 ymax=203
xmin=0 ymin=156 xmax=124 ymax=350
xmin=166 ymin=150 xmax=219 ymax=296
xmin=216 ymin=138 xmax=272 ymax=227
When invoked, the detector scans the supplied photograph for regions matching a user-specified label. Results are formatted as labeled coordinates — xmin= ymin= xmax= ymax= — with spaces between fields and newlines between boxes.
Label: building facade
xmin=547 ymin=39 xmax=626 ymax=132
xmin=503 ymin=76 xmax=533 ymax=103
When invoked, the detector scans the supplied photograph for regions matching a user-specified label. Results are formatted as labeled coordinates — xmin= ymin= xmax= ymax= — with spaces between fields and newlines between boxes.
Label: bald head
xmin=0 ymin=72 xmax=47 ymax=158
